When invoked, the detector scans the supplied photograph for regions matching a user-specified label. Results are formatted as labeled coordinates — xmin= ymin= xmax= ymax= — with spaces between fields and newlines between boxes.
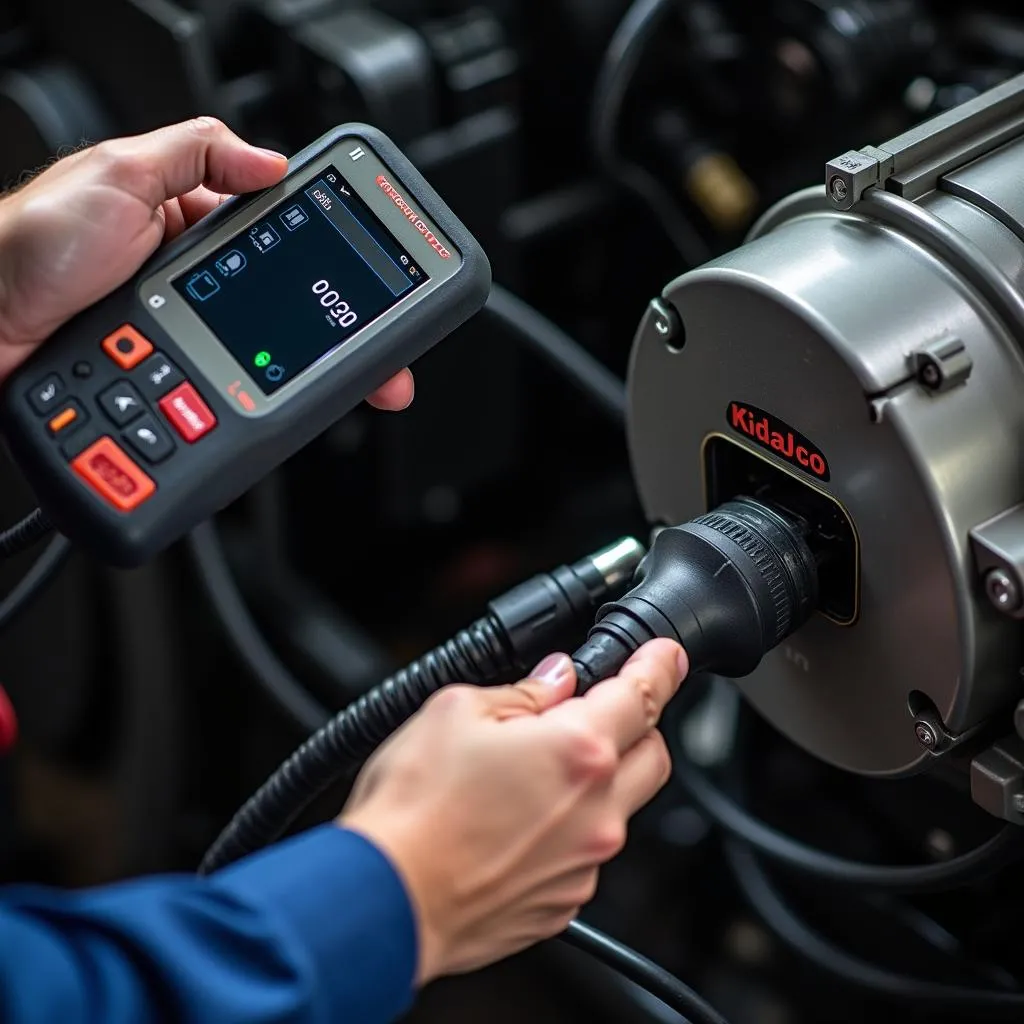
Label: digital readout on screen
xmin=172 ymin=165 xmax=430 ymax=395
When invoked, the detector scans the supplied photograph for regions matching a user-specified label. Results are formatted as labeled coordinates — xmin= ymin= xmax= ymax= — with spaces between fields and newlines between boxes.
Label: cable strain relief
xmin=489 ymin=575 xmax=579 ymax=672
xmin=565 ymin=557 xmax=608 ymax=603
xmin=550 ymin=563 xmax=602 ymax=617
xmin=573 ymin=607 xmax=663 ymax=692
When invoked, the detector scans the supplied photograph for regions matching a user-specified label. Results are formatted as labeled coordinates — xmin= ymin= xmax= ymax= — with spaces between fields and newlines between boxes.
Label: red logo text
xmin=727 ymin=402 xmax=830 ymax=481
xmin=376 ymin=175 xmax=452 ymax=260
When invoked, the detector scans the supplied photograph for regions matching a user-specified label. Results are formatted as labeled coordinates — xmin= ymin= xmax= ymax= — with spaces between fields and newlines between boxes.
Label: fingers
xmin=479 ymin=653 xmax=577 ymax=722
xmin=366 ymin=368 xmax=415 ymax=411
xmin=176 ymin=186 xmax=228 ymax=229
xmin=95 ymin=116 xmax=288 ymax=209
xmin=548 ymin=639 xmax=686 ymax=756
xmin=610 ymin=730 xmax=672 ymax=816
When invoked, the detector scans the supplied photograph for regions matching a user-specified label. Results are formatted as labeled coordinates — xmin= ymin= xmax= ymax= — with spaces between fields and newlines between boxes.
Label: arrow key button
xmin=98 ymin=381 xmax=146 ymax=426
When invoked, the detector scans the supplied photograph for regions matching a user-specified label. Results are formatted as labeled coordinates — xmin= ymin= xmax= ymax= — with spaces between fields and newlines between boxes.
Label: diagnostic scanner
xmin=0 ymin=124 xmax=491 ymax=567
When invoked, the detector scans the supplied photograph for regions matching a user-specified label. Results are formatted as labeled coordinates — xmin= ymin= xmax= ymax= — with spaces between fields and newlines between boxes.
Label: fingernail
xmin=258 ymin=147 xmax=288 ymax=160
xmin=532 ymin=653 xmax=572 ymax=686
xmin=677 ymin=648 xmax=689 ymax=679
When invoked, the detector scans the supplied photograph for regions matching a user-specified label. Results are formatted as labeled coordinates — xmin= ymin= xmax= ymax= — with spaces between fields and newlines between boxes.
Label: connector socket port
xmin=702 ymin=434 xmax=859 ymax=625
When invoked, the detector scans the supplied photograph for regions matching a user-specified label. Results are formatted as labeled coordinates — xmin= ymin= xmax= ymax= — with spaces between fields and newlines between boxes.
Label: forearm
xmin=0 ymin=825 xmax=418 ymax=1024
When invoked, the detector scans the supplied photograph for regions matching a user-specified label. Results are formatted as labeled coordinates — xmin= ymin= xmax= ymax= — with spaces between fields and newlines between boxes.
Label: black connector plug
xmin=490 ymin=537 xmax=646 ymax=673
xmin=572 ymin=498 xmax=819 ymax=691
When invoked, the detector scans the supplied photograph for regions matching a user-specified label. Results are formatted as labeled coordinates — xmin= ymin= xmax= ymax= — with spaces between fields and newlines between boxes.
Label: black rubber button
xmin=122 ymin=414 xmax=175 ymax=464
xmin=27 ymin=374 xmax=64 ymax=415
xmin=98 ymin=381 xmax=146 ymax=427
xmin=135 ymin=353 xmax=185 ymax=399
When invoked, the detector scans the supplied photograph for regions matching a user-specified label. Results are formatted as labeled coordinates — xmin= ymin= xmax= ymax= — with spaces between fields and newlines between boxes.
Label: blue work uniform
xmin=0 ymin=825 xmax=418 ymax=1023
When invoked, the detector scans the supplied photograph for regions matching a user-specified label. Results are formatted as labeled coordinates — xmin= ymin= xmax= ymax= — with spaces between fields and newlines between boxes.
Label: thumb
xmin=484 ymin=654 xmax=577 ymax=722
xmin=104 ymin=116 xmax=289 ymax=207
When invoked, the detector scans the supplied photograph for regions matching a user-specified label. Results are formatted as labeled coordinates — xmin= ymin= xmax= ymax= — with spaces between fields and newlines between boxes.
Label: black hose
xmin=561 ymin=921 xmax=731 ymax=1024
xmin=675 ymin=755 xmax=1024 ymax=892
xmin=725 ymin=841 xmax=1024 ymax=1016
xmin=198 ymin=616 xmax=516 ymax=874
xmin=188 ymin=519 xmax=331 ymax=736
xmin=0 ymin=533 xmax=72 ymax=632
xmin=0 ymin=507 xmax=53 ymax=559
xmin=591 ymin=0 xmax=711 ymax=267
xmin=485 ymin=284 xmax=627 ymax=425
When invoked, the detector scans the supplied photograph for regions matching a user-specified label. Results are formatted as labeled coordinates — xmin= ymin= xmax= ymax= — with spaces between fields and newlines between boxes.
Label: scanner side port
xmin=701 ymin=433 xmax=860 ymax=626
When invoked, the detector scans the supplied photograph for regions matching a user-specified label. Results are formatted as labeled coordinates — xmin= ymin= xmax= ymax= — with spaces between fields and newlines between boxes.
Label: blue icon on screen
xmin=185 ymin=270 xmax=220 ymax=302
xmin=249 ymin=223 xmax=280 ymax=253
xmin=265 ymin=364 xmax=285 ymax=383
xmin=281 ymin=205 xmax=308 ymax=231
xmin=215 ymin=250 xmax=247 ymax=277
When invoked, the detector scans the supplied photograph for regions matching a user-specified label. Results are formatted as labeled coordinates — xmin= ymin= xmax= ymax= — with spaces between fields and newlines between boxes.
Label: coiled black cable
xmin=725 ymin=841 xmax=1024 ymax=1016
xmin=591 ymin=0 xmax=710 ymax=267
xmin=674 ymin=754 xmax=1024 ymax=892
xmin=188 ymin=519 xmax=332 ymax=735
xmin=562 ymin=920 xmax=730 ymax=1024
xmin=0 ymin=507 xmax=53 ymax=559
xmin=0 ymin=533 xmax=72 ymax=632
xmin=199 ymin=616 xmax=515 ymax=874
xmin=485 ymin=285 xmax=627 ymax=425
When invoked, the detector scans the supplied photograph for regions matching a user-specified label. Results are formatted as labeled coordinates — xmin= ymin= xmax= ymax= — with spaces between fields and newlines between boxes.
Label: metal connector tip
xmin=586 ymin=537 xmax=646 ymax=591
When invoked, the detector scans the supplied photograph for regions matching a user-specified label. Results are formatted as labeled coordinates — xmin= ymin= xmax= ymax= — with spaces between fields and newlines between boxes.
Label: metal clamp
xmin=971 ymin=735 xmax=1024 ymax=825
xmin=910 ymin=334 xmax=972 ymax=393
xmin=970 ymin=505 xmax=1024 ymax=618
xmin=826 ymin=72 xmax=1024 ymax=210
xmin=911 ymin=701 xmax=986 ymax=757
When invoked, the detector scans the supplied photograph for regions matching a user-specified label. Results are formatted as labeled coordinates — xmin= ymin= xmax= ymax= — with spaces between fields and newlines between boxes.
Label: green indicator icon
xmin=254 ymin=351 xmax=271 ymax=368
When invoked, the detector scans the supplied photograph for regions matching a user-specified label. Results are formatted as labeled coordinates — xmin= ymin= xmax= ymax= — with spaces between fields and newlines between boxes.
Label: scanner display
xmin=172 ymin=165 xmax=429 ymax=395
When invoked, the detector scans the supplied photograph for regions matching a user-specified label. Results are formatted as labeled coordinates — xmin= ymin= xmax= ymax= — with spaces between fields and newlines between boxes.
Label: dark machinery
xmin=5 ymin=2 xmax=1024 ymax=1023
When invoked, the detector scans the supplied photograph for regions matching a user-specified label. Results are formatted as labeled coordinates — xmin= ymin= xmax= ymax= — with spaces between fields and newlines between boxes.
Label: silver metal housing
xmin=627 ymin=133 xmax=1024 ymax=778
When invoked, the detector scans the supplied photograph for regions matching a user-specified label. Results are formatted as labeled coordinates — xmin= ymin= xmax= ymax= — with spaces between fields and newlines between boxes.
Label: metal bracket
xmin=826 ymin=72 xmax=1024 ymax=210
xmin=911 ymin=699 xmax=986 ymax=757
xmin=970 ymin=505 xmax=1024 ymax=618
xmin=909 ymin=334 xmax=972 ymax=393
xmin=971 ymin=735 xmax=1024 ymax=825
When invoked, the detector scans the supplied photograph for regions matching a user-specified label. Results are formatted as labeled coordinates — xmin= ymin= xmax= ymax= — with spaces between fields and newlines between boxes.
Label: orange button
xmin=71 ymin=437 xmax=156 ymax=511
xmin=48 ymin=407 xmax=78 ymax=433
xmin=102 ymin=324 xmax=154 ymax=370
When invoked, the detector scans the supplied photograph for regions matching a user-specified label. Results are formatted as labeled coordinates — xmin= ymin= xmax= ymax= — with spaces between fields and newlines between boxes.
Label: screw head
xmin=920 ymin=362 xmax=941 ymax=388
xmin=829 ymin=175 xmax=848 ymax=202
xmin=915 ymin=722 xmax=938 ymax=748
xmin=986 ymin=569 xmax=1021 ymax=614
xmin=1013 ymin=793 xmax=1024 ymax=816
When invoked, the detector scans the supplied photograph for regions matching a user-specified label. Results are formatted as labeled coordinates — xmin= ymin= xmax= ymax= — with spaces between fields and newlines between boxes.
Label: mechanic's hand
xmin=0 ymin=116 xmax=413 ymax=410
xmin=339 ymin=637 xmax=687 ymax=985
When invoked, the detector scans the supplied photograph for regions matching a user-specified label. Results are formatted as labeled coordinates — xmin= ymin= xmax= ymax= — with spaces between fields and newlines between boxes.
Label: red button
xmin=159 ymin=382 xmax=217 ymax=442
xmin=71 ymin=437 xmax=156 ymax=511
xmin=102 ymin=324 xmax=154 ymax=370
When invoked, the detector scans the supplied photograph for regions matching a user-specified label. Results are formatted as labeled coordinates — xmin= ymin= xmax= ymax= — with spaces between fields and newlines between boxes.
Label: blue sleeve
xmin=0 ymin=824 xmax=419 ymax=1024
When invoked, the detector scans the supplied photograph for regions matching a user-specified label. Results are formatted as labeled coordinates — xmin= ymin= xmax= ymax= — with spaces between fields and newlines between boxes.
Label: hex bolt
xmin=986 ymin=568 xmax=1022 ymax=614
xmin=915 ymin=721 xmax=938 ymax=748
xmin=828 ymin=176 xmax=848 ymax=203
